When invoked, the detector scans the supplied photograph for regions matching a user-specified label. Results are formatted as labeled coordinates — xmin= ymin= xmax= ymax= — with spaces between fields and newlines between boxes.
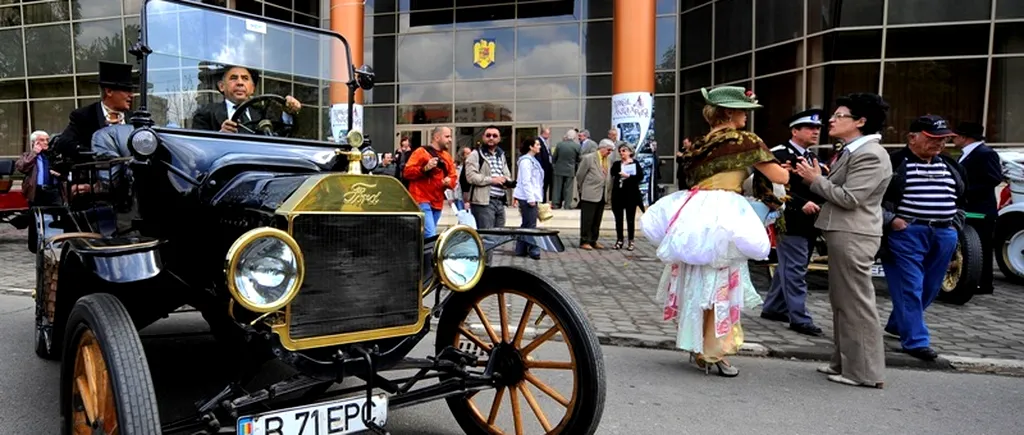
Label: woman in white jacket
xmin=513 ymin=137 xmax=545 ymax=259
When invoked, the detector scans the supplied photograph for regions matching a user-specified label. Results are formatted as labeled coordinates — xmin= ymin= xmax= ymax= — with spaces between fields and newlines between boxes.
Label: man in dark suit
xmin=953 ymin=121 xmax=1003 ymax=294
xmin=53 ymin=61 xmax=136 ymax=159
xmin=537 ymin=125 xmax=554 ymax=202
xmin=759 ymin=108 xmax=827 ymax=336
xmin=191 ymin=65 xmax=302 ymax=134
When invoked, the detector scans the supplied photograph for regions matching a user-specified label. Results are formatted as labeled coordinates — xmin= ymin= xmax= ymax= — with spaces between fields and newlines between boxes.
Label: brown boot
xmin=593 ymin=241 xmax=605 ymax=250
xmin=580 ymin=243 xmax=593 ymax=250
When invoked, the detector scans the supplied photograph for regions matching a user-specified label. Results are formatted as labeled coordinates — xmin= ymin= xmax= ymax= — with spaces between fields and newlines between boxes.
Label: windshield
xmin=143 ymin=0 xmax=355 ymax=142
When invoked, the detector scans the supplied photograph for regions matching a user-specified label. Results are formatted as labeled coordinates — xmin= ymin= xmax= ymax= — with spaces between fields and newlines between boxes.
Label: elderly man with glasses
xmin=878 ymin=115 xmax=967 ymax=361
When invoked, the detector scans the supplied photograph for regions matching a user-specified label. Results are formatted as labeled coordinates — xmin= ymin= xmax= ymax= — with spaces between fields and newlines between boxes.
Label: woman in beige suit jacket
xmin=795 ymin=93 xmax=893 ymax=389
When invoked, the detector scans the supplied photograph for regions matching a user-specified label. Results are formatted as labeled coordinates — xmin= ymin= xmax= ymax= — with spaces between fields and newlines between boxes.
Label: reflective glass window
xmin=583 ymin=0 xmax=611 ymax=19
xmin=715 ymin=54 xmax=750 ymax=84
xmin=124 ymin=0 xmax=143 ymax=16
xmin=397 ymin=32 xmax=453 ymax=82
xmin=364 ymin=84 xmax=395 ymax=104
xmin=371 ymin=0 xmax=397 ymax=14
xmin=517 ymin=100 xmax=579 ymax=122
xmin=518 ymin=0 xmax=580 ymax=24
xmin=714 ymin=0 xmax=752 ymax=58
xmin=583 ymin=74 xmax=610 ymax=96
xmin=999 ymin=0 xmax=1024 ymax=18
xmin=655 ymin=72 xmax=675 ymax=94
xmin=756 ymin=40 xmax=802 ymax=76
xmin=371 ymin=36 xmax=396 ymax=83
xmin=807 ymin=30 xmax=883 ymax=64
xmin=0 ymin=28 xmax=24 ymax=79
xmin=399 ymin=82 xmax=453 ymax=103
xmin=458 ymin=79 xmax=514 ymax=101
xmin=29 ymin=76 xmax=74 ymax=98
xmin=456 ymin=4 xmax=515 ymax=28
xmin=0 ymin=102 xmax=27 ymax=155
xmin=994 ymin=22 xmax=1024 ymax=54
xmin=400 ymin=10 xmax=454 ymax=33
xmin=372 ymin=14 xmax=396 ymax=34
xmin=681 ymin=65 xmax=711 ymax=92
xmin=657 ymin=0 xmax=675 ymax=15
xmin=516 ymin=23 xmax=580 ymax=77
xmin=455 ymin=101 xmax=513 ymax=123
xmin=583 ymin=20 xmax=611 ymax=73
xmin=25 ymin=25 xmax=73 ymax=76
xmin=1 ymin=6 xmax=21 ymax=27
xmin=656 ymin=16 xmax=675 ymax=70
xmin=807 ymin=0 xmax=883 ymax=33
xmin=31 ymin=99 xmax=77 ymax=135
xmin=988 ymin=57 xmax=1024 ymax=142
xmin=584 ymin=97 xmax=610 ymax=134
xmin=679 ymin=92 xmax=706 ymax=139
xmin=882 ymin=59 xmax=987 ymax=143
xmin=888 ymin=0 xmax=991 ymax=24
xmin=73 ymin=0 xmax=124 ymax=18
xmin=754 ymin=71 xmax=804 ymax=142
xmin=806 ymin=63 xmax=881 ymax=121
xmin=679 ymin=4 xmax=711 ymax=67
xmin=397 ymin=103 xmax=453 ymax=124
xmin=516 ymin=76 xmax=580 ymax=100
xmin=654 ymin=95 xmax=675 ymax=158
xmin=756 ymin=0 xmax=802 ymax=47
xmin=23 ymin=1 xmax=71 ymax=25
xmin=74 ymin=19 xmax=126 ymax=74
xmin=0 ymin=79 xmax=26 ymax=100
xmin=454 ymin=27 xmax=514 ymax=79
xmin=885 ymin=24 xmax=989 ymax=58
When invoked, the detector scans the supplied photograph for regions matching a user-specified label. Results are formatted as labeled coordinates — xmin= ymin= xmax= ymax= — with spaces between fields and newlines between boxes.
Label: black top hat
xmin=91 ymin=61 xmax=137 ymax=90
xmin=954 ymin=121 xmax=986 ymax=141
xmin=787 ymin=108 xmax=824 ymax=128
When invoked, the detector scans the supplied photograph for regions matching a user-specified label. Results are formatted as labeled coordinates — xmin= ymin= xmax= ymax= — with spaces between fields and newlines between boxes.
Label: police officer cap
xmin=787 ymin=108 xmax=824 ymax=128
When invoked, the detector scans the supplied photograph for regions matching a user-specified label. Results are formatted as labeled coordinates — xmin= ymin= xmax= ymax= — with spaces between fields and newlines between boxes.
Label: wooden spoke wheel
xmin=33 ymin=248 xmax=62 ymax=360
xmin=60 ymin=294 xmax=161 ymax=435
xmin=939 ymin=224 xmax=982 ymax=305
xmin=436 ymin=267 xmax=606 ymax=435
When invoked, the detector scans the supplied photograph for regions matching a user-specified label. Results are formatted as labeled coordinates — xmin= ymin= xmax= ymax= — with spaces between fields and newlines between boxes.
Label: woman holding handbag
xmin=513 ymin=137 xmax=546 ymax=259
xmin=610 ymin=143 xmax=644 ymax=251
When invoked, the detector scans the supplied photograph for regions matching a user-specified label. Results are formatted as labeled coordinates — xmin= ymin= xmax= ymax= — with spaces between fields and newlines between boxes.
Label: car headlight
xmin=361 ymin=147 xmax=379 ymax=171
xmin=129 ymin=129 xmax=158 ymax=156
xmin=434 ymin=225 xmax=485 ymax=292
xmin=225 ymin=227 xmax=304 ymax=313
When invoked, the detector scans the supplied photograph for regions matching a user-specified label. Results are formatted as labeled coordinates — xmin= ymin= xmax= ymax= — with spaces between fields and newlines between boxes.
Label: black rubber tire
xmin=938 ymin=224 xmax=983 ymax=305
xmin=60 ymin=293 xmax=162 ymax=435
xmin=436 ymin=266 xmax=606 ymax=435
xmin=995 ymin=216 xmax=1024 ymax=285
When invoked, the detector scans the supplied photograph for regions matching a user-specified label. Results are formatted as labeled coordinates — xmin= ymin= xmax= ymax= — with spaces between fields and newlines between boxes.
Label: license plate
xmin=871 ymin=264 xmax=886 ymax=277
xmin=237 ymin=393 xmax=388 ymax=435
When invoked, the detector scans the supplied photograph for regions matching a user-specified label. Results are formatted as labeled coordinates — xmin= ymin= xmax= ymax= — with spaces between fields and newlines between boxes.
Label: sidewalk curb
xmin=0 ymin=287 xmax=32 ymax=297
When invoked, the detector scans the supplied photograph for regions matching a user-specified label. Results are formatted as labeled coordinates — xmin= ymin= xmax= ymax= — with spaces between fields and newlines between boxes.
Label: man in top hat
xmin=879 ymin=115 xmax=967 ymax=360
xmin=953 ymin=121 xmax=1002 ymax=294
xmin=759 ymin=108 xmax=828 ymax=336
xmin=53 ymin=61 xmax=137 ymax=158
xmin=191 ymin=65 xmax=302 ymax=134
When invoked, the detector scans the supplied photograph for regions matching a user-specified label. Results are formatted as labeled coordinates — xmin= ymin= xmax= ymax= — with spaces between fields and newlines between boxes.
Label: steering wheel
xmin=230 ymin=94 xmax=294 ymax=137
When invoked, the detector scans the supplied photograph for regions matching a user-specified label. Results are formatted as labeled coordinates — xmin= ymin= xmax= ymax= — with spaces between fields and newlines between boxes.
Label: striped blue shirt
xmin=896 ymin=161 xmax=958 ymax=222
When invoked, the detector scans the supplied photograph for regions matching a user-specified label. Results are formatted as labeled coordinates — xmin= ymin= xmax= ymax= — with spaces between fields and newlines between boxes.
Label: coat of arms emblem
xmin=473 ymin=39 xmax=496 ymax=69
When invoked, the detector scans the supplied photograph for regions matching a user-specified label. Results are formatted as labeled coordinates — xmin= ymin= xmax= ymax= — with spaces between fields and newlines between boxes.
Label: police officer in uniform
xmin=760 ymin=109 xmax=828 ymax=336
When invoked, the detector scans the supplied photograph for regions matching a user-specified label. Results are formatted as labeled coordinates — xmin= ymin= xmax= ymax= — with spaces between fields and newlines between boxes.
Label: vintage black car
xmin=32 ymin=1 xmax=606 ymax=434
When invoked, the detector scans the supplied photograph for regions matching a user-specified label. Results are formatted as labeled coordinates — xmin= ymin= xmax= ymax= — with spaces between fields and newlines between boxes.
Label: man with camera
xmin=403 ymin=126 xmax=457 ymax=238
xmin=463 ymin=125 xmax=514 ymax=229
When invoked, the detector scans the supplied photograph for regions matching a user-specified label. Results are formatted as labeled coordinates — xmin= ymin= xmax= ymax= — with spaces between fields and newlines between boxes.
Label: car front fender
xmin=62 ymin=236 xmax=165 ymax=284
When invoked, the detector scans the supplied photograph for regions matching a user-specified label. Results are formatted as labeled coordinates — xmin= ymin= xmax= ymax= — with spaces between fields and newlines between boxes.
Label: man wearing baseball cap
xmin=879 ymin=114 xmax=967 ymax=361
xmin=759 ymin=108 xmax=828 ymax=336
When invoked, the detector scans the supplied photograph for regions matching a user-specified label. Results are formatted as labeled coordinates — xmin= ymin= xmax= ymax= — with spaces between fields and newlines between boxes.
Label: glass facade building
xmin=2 ymin=0 xmax=1022 ymax=189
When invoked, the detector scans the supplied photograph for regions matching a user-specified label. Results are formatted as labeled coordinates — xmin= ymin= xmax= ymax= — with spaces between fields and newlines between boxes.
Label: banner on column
xmin=330 ymin=103 xmax=364 ymax=143
xmin=612 ymin=92 xmax=657 ymax=208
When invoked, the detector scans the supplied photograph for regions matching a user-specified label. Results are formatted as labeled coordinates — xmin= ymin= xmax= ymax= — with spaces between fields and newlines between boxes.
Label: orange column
xmin=611 ymin=0 xmax=657 ymax=207
xmin=612 ymin=0 xmax=655 ymax=95
xmin=329 ymin=0 xmax=364 ymax=105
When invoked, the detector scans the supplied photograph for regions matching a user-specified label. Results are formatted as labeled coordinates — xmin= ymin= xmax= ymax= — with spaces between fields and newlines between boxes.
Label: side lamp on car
xmin=128 ymin=128 xmax=159 ymax=158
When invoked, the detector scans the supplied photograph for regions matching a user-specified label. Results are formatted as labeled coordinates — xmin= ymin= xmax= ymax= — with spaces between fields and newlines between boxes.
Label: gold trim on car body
xmin=433 ymin=225 xmax=485 ymax=292
xmin=224 ymin=227 xmax=306 ymax=313
xmin=268 ymin=173 xmax=430 ymax=351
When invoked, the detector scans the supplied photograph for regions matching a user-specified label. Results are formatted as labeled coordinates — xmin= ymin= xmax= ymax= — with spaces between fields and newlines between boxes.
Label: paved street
xmin=4 ymin=220 xmax=1024 ymax=367
xmin=2 ymin=294 xmax=1023 ymax=435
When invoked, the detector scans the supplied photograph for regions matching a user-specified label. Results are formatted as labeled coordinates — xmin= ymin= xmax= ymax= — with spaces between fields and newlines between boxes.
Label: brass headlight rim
xmin=434 ymin=225 xmax=486 ymax=292
xmin=225 ymin=227 xmax=305 ymax=313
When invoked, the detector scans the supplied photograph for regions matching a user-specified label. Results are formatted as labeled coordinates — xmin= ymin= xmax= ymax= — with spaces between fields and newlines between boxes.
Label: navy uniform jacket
xmin=768 ymin=141 xmax=826 ymax=238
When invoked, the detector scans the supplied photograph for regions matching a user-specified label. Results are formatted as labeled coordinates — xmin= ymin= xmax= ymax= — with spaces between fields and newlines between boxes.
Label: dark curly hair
xmin=835 ymin=92 xmax=890 ymax=135
xmin=519 ymin=137 xmax=538 ymax=155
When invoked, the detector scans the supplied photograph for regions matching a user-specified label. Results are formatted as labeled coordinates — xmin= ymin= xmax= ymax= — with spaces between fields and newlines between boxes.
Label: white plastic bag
xmin=450 ymin=201 xmax=477 ymax=229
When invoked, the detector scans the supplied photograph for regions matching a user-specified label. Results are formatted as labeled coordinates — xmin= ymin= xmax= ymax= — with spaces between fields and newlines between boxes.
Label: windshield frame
xmin=133 ymin=0 xmax=359 ymax=147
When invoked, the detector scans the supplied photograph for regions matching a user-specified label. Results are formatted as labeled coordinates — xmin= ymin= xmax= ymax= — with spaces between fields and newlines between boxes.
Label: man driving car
xmin=191 ymin=65 xmax=302 ymax=134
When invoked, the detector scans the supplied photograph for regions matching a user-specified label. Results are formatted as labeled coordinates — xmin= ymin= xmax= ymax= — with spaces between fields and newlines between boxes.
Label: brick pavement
xmin=5 ymin=225 xmax=1024 ymax=363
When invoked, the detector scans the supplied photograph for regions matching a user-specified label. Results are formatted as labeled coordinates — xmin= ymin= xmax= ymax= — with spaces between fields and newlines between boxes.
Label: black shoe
xmin=903 ymin=347 xmax=938 ymax=361
xmin=760 ymin=312 xmax=789 ymax=323
xmin=884 ymin=326 xmax=899 ymax=337
xmin=529 ymin=254 xmax=541 ymax=260
xmin=790 ymin=323 xmax=823 ymax=337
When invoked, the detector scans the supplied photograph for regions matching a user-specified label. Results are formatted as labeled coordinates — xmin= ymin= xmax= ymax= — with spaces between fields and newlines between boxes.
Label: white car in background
xmin=996 ymin=150 xmax=1024 ymax=284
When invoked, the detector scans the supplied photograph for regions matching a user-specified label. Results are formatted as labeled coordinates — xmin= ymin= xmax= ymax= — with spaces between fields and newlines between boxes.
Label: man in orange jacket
xmin=403 ymin=126 xmax=457 ymax=237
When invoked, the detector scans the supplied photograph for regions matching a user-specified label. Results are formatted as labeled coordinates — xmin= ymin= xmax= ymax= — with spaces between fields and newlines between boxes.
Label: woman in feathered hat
xmin=642 ymin=86 xmax=789 ymax=376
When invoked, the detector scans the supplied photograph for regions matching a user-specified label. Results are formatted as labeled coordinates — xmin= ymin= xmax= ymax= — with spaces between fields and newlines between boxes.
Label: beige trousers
xmin=824 ymin=230 xmax=886 ymax=384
